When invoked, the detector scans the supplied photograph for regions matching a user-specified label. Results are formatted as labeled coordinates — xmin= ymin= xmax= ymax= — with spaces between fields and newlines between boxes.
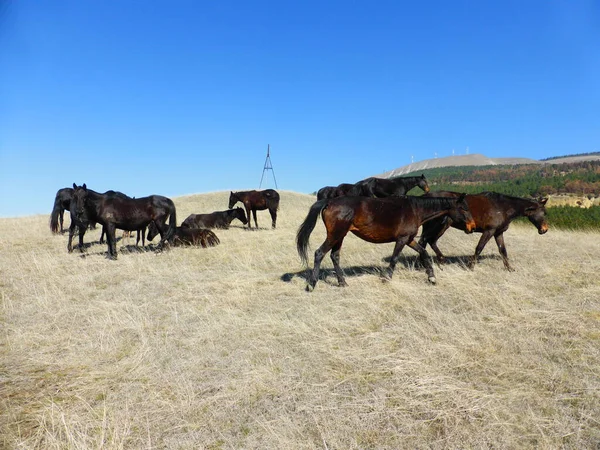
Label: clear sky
xmin=1 ymin=0 xmax=599 ymax=217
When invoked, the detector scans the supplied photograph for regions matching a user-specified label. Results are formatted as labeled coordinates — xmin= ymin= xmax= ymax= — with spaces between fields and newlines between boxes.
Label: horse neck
xmin=399 ymin=177 xmax=419 ymax=189
xmin=412 ymin=197 xmax=456 ymax=224
xmin=495 ymin=194 xmax=536 ymax=218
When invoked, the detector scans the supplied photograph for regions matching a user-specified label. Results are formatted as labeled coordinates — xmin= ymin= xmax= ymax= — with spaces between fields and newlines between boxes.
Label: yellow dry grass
xmin=1 ymin=191 xmax=599 ymax=449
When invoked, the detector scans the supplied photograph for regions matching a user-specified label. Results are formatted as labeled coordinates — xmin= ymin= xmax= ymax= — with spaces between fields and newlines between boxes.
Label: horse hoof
xmin=428 ymin=276 xmax=437 ymax=284
xmin=306 ymin=284 xmax=315 ymax=292
xmin=339 ymin=281 xmax=348 ymax=287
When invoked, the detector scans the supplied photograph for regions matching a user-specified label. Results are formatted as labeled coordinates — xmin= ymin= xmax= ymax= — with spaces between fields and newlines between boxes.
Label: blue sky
xmin=1 ymin=0 xmax=599 ymax=217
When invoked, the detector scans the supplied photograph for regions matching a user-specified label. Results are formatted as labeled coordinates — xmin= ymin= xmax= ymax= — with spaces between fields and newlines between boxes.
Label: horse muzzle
xmin=539 ymin=224 xmax=549 ymax=234
xmin=465 ymin=220 xmax=476 ymax=234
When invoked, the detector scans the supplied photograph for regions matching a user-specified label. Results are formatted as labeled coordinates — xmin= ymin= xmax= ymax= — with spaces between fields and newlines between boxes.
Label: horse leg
xmin=67 ymin=222 xmax=77 ymax=253
xmin=252 ymin=209 xmax=258 ymax=229
xmin=330 ymin=240 xmax=347 ymax=287
xmin=105 ymin=223 xmax=117 ymax=259
xmin=77 ymin=225 xmax=86 ymax=253
xmin=270 ymin=207 xmax=277 ymax=229
xmin=494 ymin=233 xmax=514 ymax=272
xmin=407 ymin=240 xmax=436 ymax=284
xmin=419 ymin=220 xmax=451 ymax=264
xmin=99 ymin=226 xmax=106 ymax=244
xmin=245 ymin=206 xmax=252 ymax=228
xmin=469 ymin=230 xmax=494 ymax=269
xmin=384 ymin=235 xmax=411 ymax=280
xmin=308 ymin=242 xmax=331 ymax=291
xmin=59 ymin=209 xmax=65 ymax=233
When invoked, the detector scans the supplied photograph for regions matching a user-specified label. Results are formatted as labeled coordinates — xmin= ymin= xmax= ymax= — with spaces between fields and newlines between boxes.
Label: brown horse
xmin=228 ymin=189 xmax=280 ymax=229
xmin=418 ymin=191 xmax=549 ymax=271
xmin=147 ymin=222 xmax=220 ymax=247
xmin=296 ymin=195 xmax=475 ymax=290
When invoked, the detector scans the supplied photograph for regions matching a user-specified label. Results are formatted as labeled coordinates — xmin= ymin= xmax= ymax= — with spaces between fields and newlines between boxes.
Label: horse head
xmin=418 ymin=174 xmax=430 ymax=193
xmin=234 ymin=207 xmax=248 ymax=224
xmin=526 ymin=197 xmax=549 ymax=234
xmin=451 ymin=193 xmax=476 ymax=233
xmin=70 ymin=183 xmax=89 ymax=222
xmin=228 ymin=191 xmax=239 ymax=209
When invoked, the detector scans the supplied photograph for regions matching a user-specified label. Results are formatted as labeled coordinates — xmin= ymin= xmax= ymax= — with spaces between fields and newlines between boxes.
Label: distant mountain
xmin=376 ymin=153 xmax=600 ymax=178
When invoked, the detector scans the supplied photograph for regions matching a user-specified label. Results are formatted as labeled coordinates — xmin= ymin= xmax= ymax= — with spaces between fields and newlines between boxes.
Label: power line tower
xmin=259 ymin=144 xmax=278 ymax=189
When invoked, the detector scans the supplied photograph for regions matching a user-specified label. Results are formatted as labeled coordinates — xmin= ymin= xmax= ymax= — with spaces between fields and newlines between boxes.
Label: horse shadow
xmin=281 ymin=265 xmax=385 ymax=284
xmin=381 ymin=253 xmax=500 ymax=269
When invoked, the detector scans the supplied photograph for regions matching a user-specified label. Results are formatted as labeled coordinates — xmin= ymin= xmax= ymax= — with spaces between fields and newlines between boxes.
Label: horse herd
xmin=50 ymin=176 xmax=549 ymax=290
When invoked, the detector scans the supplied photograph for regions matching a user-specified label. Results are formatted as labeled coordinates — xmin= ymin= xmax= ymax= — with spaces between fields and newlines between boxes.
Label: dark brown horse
xmin=228 ymin=189 xmax=280 ymax=229
xmin=296 ymin=195 xmax=475 ymax=290
xmin=181 ymin=207 xmax=248 ymax=229
xmin=316 ymin=183 xmax=363 ymax=200
xmin=69 ymin=184 xmax=176 ymax=259
xmin=418 ymin=191 xmax=549 ymax=271
xmin=147 ymin=223 xmax=220 ymax=247
xmin=356 ymin=174 xmax=430 ymax=198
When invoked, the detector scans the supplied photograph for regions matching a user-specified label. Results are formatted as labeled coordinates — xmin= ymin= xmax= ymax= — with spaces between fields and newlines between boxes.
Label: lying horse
xmin=296 ymin=195 xmax=475 ymax=290
xmin=356 ymin=174 xmax=430 ymax=198
xmin=70 ymin=184 xmax=176 ymax=259
xmin=418 ymin=191 xmax=548 ymax=271
xmin=228 ymin=189 xmax=280 ymax=229
xmin=147 ymin=222 xmax=220 ymax=247
xmin=181 ymin=207 xmax=248 ymax=229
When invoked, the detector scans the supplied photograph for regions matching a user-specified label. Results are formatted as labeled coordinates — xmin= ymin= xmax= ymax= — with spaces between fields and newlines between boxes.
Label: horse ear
xmin=83 ymin=183 xmax=87 ymax=190
xmin=73 ymin=183 xmax=77 ymax=189
xmin=421 ymin=174 xmax=425 ymax=179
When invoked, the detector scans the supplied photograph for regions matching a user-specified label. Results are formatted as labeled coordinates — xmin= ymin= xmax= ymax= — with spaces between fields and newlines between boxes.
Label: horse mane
xmin=481 ymin=191 xmax=541 ymax=208
xmin=408 ymin=195 xmax=459 ymax=209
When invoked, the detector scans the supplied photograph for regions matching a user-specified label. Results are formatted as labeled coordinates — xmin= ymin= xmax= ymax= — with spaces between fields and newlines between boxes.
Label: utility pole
xmin=259 ymin=144 xmax=278 ymax=189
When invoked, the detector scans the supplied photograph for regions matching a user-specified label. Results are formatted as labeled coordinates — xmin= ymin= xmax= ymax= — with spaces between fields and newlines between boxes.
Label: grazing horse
xmin=98 ymin=191 xmax=146 ymax=247
xmin=147 ymin=223 xmax=220 ymax=247
xmin=296 ymin=195 xmax=475 ymax=290
xmin=356 ymin=174 xmax=430 ymax=198
xmin=228 ymin=189 xmax=280 ymax=229
xmin=69 ymin=184 xmax=176 ymax=259
xmin=418 ymin=191 xmax=549 ymax=271
xmin=50 ymin=187 xmax=74 ymax=234
xmin=181 ymin=207 xmax=248 ymax=229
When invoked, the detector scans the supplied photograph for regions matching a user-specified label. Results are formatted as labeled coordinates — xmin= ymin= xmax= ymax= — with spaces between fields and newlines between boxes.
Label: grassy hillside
xmin=2 ymin=191 xmax=600 ymax=448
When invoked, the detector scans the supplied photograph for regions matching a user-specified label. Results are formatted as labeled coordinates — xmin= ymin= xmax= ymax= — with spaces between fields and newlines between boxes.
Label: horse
xmin=181 ymin=207 xmax=248 ymax=229
xmin=356 ymin=174 xmax=430 ymax=198
xmin=418 ymin=191 xmax=549 ymax=271
xmin=97 ymin=191 xmax=147 ymax=247
xmin=147 ymin=222 xmax=220 ymax=247
xmin=50 ymin=188 xmax=74 ymax=234
xmin=316 ymin=183 xmax=363 ymax=200
xmin=69 ymin=184 xmax=176 ymax=259
xmin=228 ymin=189 xmax=280 ymax=229
xmin=296 ymin=194 xmax=475 ymax=290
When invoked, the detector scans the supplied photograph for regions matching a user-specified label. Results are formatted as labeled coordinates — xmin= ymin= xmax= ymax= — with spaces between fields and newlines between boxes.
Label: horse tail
xmin=265 ymin=190 xmax=280 ymax=211
xmin=50 ymin=195 xmax=62 ymax=234
xmin=164 ymin=201 xmax=177 ymax=243
xmin=296 ymin=199 xmax=328 ymax=266
xmin=200 ymin=229 xmax=220 ymax=248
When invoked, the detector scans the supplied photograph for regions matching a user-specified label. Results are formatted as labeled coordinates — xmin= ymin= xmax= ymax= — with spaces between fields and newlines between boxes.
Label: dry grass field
xmin=1 ymin=191 xmax=599 ymax=449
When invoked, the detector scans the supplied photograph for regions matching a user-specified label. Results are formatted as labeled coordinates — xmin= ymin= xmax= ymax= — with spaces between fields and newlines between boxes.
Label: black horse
xmin=98 ymin=191 xmax=146 ymax=247
xmin=181 ymin=207 xmax=248 ymax=229
xmin=418 ymin=191 xmax=549 ymax=271
xmin=296 ymin=195 xmax=475 ymax=290
xmin=69 ymin=184 xmax=176 ymax=259
xmin=316 ymin=183 xmax=363 ymax=200
xmin=228 ymin=189 xmax=280 ymax=229
xmin=356 ymin=174 xmax=430 ymax=198
xmin=50 ymin=187 xmax=74 ymax=234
